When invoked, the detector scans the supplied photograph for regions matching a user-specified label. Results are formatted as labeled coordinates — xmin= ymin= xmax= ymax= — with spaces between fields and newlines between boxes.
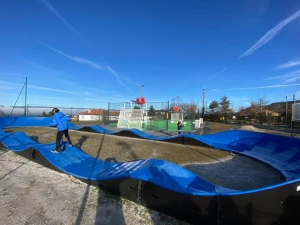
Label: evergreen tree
xmin=148 ymin=105 xmax=155 ymax=117
xmin=219 ymin=96 xmax=230 ymax=120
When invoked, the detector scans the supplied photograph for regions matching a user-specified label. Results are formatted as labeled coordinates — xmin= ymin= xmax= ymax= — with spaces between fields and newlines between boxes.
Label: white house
xmin=77 ymin=109 xmax=119 ymax=121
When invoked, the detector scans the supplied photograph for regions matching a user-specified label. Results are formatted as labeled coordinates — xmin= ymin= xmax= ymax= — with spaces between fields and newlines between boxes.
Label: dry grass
xmin=209 ymin=122 xmax=240 ymax=133
xmin=210 ymin=122 xmax=292 ymax=137
xmin=4 ymin=127 xmax=231 ymax=165
xmin=4 ymin=122 xmax=293 ymax=166
xmin=3 ymin=124 xmax=288 ymax=190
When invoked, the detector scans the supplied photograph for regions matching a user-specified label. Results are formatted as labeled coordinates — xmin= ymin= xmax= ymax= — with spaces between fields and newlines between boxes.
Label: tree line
xmin=146 ymin=95 xmax=293 ymax=123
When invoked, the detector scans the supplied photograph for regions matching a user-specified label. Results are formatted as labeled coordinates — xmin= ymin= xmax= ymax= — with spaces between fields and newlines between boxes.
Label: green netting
xmin=110 ymin=119 xmax=193 ymax=131
xmin=168 ymin=120 xmax=192 ymax=131
xmin=145 ymin=120 xmax=167 ymax=131
xmin=144 ymin=120 xmax=193 ymax=131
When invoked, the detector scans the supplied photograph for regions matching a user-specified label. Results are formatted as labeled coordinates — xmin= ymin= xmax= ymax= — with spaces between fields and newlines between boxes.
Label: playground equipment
xmin=171 ymin=105 xmax=182 ymax=121
xmin=117 ymin=100 xmax=148 ymax=131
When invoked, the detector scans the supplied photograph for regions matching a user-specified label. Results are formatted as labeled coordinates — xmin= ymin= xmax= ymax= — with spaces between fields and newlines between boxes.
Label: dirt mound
xmin=239 ymin=125 xmax=264 ymax=132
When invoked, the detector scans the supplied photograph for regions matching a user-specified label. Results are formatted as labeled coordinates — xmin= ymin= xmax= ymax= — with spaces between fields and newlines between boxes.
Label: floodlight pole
xmin=286 ymin=96 xmax=288 ymax=124
xmin=141 ymin=85 xmax=144 ymax=97
xmin=24 ymin=77 xmax=27 ymax=116
xmin=202 ymin=89 xmax=206 ymax=118
xmin=280 ymin=94 xmax=288 ymax=124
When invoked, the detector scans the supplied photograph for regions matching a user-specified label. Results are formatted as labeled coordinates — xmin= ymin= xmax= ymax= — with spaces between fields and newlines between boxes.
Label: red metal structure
xmin=136 ymin=97 xmax=145 ymax=105
xmin=173 ymin=106 xmax=179 ymax=111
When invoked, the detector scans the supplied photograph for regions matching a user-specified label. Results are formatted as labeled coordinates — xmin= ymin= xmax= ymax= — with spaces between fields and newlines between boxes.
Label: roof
xmin=78 ymin=109 xmax=104 ymax=115
xmin=78 ymin=109 xmax=119 ymax=116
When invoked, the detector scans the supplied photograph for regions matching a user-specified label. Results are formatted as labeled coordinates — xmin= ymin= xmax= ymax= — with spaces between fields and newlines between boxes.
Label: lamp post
xmin=280 ymin=94 xmax=288 ymax=124
xmin=202 ymin=89 xmax=206 ymax=118
xmin=141 ymin=85 xmax=144 ymax=97
xmin=285 ymin=95 xmax=288 ymax=124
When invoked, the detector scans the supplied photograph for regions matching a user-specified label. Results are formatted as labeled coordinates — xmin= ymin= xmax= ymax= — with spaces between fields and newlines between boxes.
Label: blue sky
xmin=1 ymin=0 xmax=300 ymax=110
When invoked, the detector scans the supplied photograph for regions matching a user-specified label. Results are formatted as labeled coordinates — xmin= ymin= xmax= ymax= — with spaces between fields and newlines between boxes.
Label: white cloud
xmin=274 ymin=58 xmax=300 ymax=70
xmin=284 ymin=76 xmax=300 ymax=83
xmin=40 ymin=0 xmax=89 ymax=45
xmin=0 ymin=80 xmax=22 ymax=89
xmin=239 ymin=9 xmax=300 ymax=58
xmin=37 ymin=40 xmax=133 ymax=91
xmin=28 ymin=84 xmax=81 ymax=95
xmin=37 ymin=40 xmax=106 ymax=70
xmin=0 ymin=86 xmax=14 ymax=90
xmin=29 ymin=95 xmax=74 ymax=101
xmin=85 ymin=97 xmax=125 ymax=102
xmin=226 ymin=83 xmax=300 ymax=90
xmin=23 ymin=59 xmax=64 ymax=74
xmin=217 ymin=67 xmax=227 ymax=75
xmin=0 ymin=81 xmax=17 ymax=90
xmin=266 ymin=70 xmax=300 ymax=82
xmin=209 ymin=67 xmax=227 ymax=82
xmin=107 ymin=67 xmax=132 ymax=92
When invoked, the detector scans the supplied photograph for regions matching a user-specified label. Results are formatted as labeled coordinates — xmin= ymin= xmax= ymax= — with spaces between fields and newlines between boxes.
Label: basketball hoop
xmin=136 ymin=97 xmax=145 ymax=105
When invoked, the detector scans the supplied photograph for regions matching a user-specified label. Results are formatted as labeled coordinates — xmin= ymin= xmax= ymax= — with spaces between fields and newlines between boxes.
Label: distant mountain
xmin=0 ymin=106 xmax=87 ymax=117
xmin=0 ymin=109 xmax=6 ymax=117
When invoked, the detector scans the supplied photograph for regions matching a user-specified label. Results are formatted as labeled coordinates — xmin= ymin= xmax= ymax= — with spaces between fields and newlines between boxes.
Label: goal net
xmin=171 ymin=112 xmax=182 ymax=121
xmin=117 ymin=107 xmax=147 ymax=130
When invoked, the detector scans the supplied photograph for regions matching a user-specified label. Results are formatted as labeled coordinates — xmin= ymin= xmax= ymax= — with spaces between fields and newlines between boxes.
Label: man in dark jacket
xmin=50 ymin=108 xmax=73 ymax=153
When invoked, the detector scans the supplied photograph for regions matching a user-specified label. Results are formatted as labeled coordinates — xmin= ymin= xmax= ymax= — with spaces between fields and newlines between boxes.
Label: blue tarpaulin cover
xmin=1 ymin=117 xmax=300 ymax=196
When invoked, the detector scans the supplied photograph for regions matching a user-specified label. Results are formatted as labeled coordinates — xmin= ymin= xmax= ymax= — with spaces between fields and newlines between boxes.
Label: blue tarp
xmin=1 ymin=117 xmax=300 ymax=196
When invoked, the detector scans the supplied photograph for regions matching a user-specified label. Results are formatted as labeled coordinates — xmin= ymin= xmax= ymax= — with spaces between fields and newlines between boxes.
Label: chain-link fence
xmin=204 ymin=114 xmax=291 ymax=126
xmin=107 ymin=101 xmax=195 ymax=132
xmin=107 ymin=101 xmax=170 ymax=130
xmin=0 ymin=101 xmax=196 ymax=132
xmin=0 ymin=105 xmax=99 ymax=119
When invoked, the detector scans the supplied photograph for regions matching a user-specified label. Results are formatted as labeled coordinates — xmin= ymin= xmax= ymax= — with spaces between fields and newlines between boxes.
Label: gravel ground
xmin=0 ymin=148 xmax=188 ymax=225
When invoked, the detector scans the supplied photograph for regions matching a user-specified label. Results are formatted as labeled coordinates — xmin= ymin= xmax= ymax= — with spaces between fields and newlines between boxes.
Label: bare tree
xmin=248 ymin=99 xmax=259 ymax=118
xmin=171 ymin=96 xmax=183 ymax=111
xmin=257 ymin=95 xmax=269 ymax=111
xmin=257 ymin=95 xmax=269 ymax=125
xmin=237 ymin=106 xmax=251 ymax=123
xmin=170 ymin=97 xmax=199 ymax=120
xmin=246 ymin=95 xmax=269 ymax=124
xmin=185 ymin=101 xmax=198 ymax=120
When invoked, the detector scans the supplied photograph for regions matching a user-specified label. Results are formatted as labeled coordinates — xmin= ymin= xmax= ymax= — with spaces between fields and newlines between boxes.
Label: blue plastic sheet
xmin=1 ymin=117 xmax=300 ymax=195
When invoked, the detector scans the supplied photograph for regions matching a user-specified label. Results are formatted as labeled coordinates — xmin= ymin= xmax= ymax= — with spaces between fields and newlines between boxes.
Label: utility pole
xmin=141 ymin=85 xmax=144 ymax=97
xmin=202 ymin=89 xmax=206 ymax=118
xmin=286 ymin=96 xmax=288 ymax=124
xmin=25 ymin=77 xmax=27 ymax=116
xmin=280 ymin=94 xmax=288 ymax=124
